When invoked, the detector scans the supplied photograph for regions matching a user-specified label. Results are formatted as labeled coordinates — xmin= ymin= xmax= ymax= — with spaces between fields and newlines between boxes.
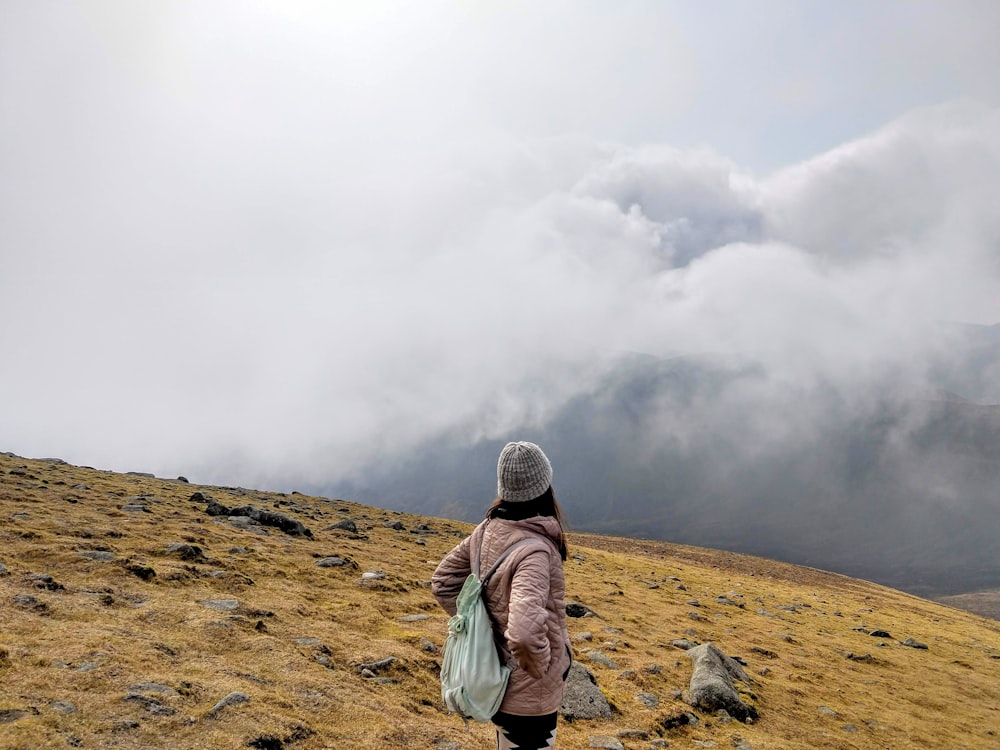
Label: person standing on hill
xmin=432 ymin=441 xmax=572 ymax=750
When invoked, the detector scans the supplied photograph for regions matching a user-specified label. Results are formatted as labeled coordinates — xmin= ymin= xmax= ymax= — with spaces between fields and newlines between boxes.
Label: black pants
xmin=492 ymin=711 xmax=558 ymax=749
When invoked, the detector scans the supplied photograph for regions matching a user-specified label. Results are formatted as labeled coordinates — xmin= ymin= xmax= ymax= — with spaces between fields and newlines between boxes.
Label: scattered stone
xmin=688 ymin=611 xmax=706 ymax=621
xmin=31 ymin=573 xmax=64 ymax=590
xmin=120 ymin=503 xmax=150 ymax=513
xmin=361 ymin=570 xmax=386 ymax=581
xmin=575 ymin=632 xmax=594 ymax=641
xmin=687 ymin=600 xmax=701 ymax=607
xmin=13 ymin=594 xmax=47 ymax=613
xmin=589 ymin=737 xmax=624 ymax=750
xmin=189 ymin=492 xmax=209 ymax=502
xmin=125 ymin=562 xmax=156 ymax=581
xmin=326 ymin=519 xmax=358 ymax=533
xmin=316 ymin=557 xmax=352 ymax=568
xmin=228 ymin=505 xmax=312 ymax=537
xmin=659 ymin=710 xmax=698 ymax=730
xmin=645 ymin=664 xmax=662 ymax=674
xmin=566 ymin=602 xmax=598 ymax=618
xmin=716 ymin=708 xmax=734 ymax=723
xmin=126 ymin=472 xmax=155 ymax=478
xmin=50 ymin=701 xmax=76 ymax=715
xmin=842 ymin=724 xmax=859 ymax=733
xmin=177 ymin=476 xmax=189 ymax=483
xmin=846 ymin=652 xmax=875 ymax=663
xmin=294 ymin=637 xmax=321 ymax=646
xmin=0 ymin=562 xmax=9 ymax=576
xmin=902 ymin=638 xmax=928 ymax=650
xmin=869 ymin=629 xmax=891 ymax=638
xmin=587 ymin=650 xmax=619 ymax=669
xmin=228 ymin=546 xmax=249 ymax=554
xmin=410 ymin=523 xmax=437 ymax=535
xmin=200 ymin=599 xmax=240 ymax=611
xmin=560 ymin=663 xmax=612 ymax=720
xmin=165 ymin=543 xmax=205 ymax=562
xmin=79 ymin=551 xmax=116 ymax=562
xmin=76 ymin=661 xmax=99 ymax=672
xmin=731 ymin=738 xmax=752 ymax=750
xmin=685 ymin=643 xmax=758 ymax=722
xmin=635 ymin=692 xmax=659 ymax=708
xmin=113 ymin=719 xmax=140 ymax=732
xmin=384 ymin=520 xmax=405 ymax=531
xmin=716 ymin=596 xmax=742 ymax=607
xmin=672 ymin=639 xmax=697 ymax=650
xmin=399 ymin=614 xmax=430 ymax=623
xmin=818 ymin=706 xmax=838 ymax=717
xmin=357 ymin=657 xmax=396 ymax=675
xmin=749 ymin=647 xmax=777 ymax=659
xmin=129 ymin=681 xmax=178 ymax=696
xmin=420 ymin=638 xmax=438 ymax=653
xmin=0 ymin=709 xmax=27 ymax=723
xmin=205 ymin=691 xmax=250 ymax=718
xmin=206 ymin=501 xmax=231 ymax=516
xmin=123 ymin=692 xmax=176 ymax=716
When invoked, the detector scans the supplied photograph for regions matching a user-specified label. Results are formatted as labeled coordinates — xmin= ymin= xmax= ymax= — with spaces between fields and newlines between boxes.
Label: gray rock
xmin=0 ymin=562 xmax=9 ymax=576
xmin=420 ymin=638 xmax=438 ymax=653
xmin=325 ymin=519 xmax=358 ymax=533
xmin=587 ymin=650 xmax=619 ymax=669
xmin=902 ymin=638 xmax=928 ymax=650
xmin=818 ymin=706 xmax=838 ymax=717
xmin=399 ymin=614 xmax=430 ymax=622
xmin=294 ymin=637 xmax=321 ymax=646
xmin=672 ymin=639 xmax=697 ymax=650
xmin=636 ymin=692 xmax=659 ymax=708
xmin=589 ymin=737 xmax=624 ymax=750
xmin=79 ymin=551 xmax=116 ymax=562
xmin=560 ymin=663 xmax=612 ymax=720
xmin=0 ymin=709 xmax=28 ymax=723
xmin=869 ymin=629 xmax=892 ymax=638
xmin=76 ymin=661 xmax=99 ymax=672
xmin=731 ymin=738 xmax=753 ymax=750
xmin=120 ymin=504 xmax=149 ymax=513
xmin=384 ymin=520 xmax=405 ymax=531
xmin=123 ymin=692 xmax=176 ymax=716
xmin=361 ymin=570 xmax=386 ymax=581
xmin=50 ymin=701 xmax=76 ymax=714
xmin=316 ymin=557 xmax=351 ymax=568
xmin=685 ymin=643 xmax=757 ymax=722
xmin=206 ymin=691 xmax=249 ymax=718
xmin=616 ymin=729 xmax=649 ymax=740
xmin=129 ymin=681 xmax=178 ymax=697
xmin=200 ymin=599 xmax=239 ymax=611
xmin=842 ymin=724 xmax=859 ymax=733
xmin=357 ymin=657 xmax=396 ymax=674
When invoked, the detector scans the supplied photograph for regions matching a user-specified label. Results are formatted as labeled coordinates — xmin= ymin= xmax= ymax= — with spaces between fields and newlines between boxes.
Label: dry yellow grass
xmin=1 ymin=453 xmax=998 ymax=749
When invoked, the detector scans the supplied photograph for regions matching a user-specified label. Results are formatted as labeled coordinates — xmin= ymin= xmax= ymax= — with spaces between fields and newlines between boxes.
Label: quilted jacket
xmin=432 ymin=515 xmax=572 ymax=716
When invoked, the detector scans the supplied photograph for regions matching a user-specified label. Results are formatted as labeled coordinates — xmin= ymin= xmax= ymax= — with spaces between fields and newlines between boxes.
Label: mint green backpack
xmin=440 ymin=538 xmax=537 ymax=723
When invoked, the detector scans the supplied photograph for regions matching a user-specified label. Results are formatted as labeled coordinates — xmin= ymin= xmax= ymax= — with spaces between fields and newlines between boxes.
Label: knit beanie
xmin=496 ymin=441 xmax=553 ymax=502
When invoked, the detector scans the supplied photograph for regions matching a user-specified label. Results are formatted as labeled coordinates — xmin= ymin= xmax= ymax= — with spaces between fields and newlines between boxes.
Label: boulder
xmin=685 ymin=643 xmax=758 ymax=722
xmin=560 ymin=663 xmax=612 ymax=720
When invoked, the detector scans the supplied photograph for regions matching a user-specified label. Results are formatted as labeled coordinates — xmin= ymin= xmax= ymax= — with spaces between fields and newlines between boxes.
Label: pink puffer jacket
xmin=432 ymin=515 xmax=572 ymax=716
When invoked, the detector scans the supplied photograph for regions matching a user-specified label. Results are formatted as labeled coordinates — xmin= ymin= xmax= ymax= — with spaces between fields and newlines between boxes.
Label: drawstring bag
xmin=440 ymin=538 xmax=536 ymax=723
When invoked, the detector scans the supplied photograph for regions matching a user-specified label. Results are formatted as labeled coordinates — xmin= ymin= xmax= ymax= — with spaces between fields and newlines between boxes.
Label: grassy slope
xmin=0 ymin=453 xmax=998 ymax=749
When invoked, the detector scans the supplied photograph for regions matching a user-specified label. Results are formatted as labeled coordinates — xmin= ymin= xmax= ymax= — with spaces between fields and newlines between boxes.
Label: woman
xmin=432 ymin=441 xmax=572 ymax=750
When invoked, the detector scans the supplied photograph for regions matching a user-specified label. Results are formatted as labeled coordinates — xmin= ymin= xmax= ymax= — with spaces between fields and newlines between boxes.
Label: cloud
xmin=1 ymin=4 xmax=999 ymax=494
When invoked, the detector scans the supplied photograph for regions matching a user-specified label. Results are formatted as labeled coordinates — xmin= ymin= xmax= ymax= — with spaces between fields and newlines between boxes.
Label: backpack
xmin=440 ymin=537 xmax=538 ymax=723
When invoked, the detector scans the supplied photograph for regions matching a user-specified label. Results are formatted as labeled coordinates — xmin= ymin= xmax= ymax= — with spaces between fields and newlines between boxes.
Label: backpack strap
xmin=480 ymin=538 xmax=541 ymax=586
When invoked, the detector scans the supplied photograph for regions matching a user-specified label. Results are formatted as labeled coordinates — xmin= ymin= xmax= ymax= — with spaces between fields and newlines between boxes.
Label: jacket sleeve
xmin=431 ymin=534 xmax=473 ymax=616
xmin=504 ymin=548 xmax=552 ymax=679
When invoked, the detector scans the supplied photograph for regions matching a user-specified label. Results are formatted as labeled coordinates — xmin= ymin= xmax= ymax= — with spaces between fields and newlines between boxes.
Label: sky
xmin=2 ymin=0 xmax=1000 ymax=489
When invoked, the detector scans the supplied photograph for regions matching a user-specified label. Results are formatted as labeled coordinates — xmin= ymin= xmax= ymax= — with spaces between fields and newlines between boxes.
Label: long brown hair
xmin=486 ymin=486 xmax=568 ymax=560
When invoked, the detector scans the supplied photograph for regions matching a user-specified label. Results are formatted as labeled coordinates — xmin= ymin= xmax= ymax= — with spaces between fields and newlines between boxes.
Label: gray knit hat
xmin=496 ymin=441 xmax=553 ymax=502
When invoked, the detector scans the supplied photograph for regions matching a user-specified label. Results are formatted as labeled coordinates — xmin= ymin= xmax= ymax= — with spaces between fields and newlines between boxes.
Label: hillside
xmin=2 ymin=452 xmax=999 ymax=749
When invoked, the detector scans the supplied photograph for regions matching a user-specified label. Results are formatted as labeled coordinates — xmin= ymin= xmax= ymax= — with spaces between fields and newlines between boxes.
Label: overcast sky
xmin=2 ymin=1 xmax=999 ymax=488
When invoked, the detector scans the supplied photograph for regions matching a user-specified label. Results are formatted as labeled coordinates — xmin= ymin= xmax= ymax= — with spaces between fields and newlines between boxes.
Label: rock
xmin=818 ymin=706 xmax=838 ymax=717
xmin=125 ymin=563 xmax=156 ymax=581
xmin=869 ymin=629 xmax=892 ymax=638
xmin=120 ymin=504 xmax=150 ymax=513
xmin=0 ymin=709 xmax=27 ymax=723
xmin=749 ymin=647 xmax=777 ymax=659
xmin=50 ymin=701 xmax=76 ymax=714
xmin=589 ymin=737 xmax=624 ymax=749
xmin=688 ymin=611 xmax=706 ymax=621
xmin=685 ymin=643 xmax=757 ymax=722
xmin=189 ymin=491 xmax=209 ymax=502
xmin=79 ymin=551 xmax=116 ymax=562
xmin=560 ymin=663 xmax=612 ymax=720
xmin=567 ymin=602 xmax=598 ymax=618
xmin=200 ymin=599 xmax=240 ymax=611
xmin=293 ymin=637 xmax=321 ymax=646
xmin=177 ymin=476 xmax=189 ymax=483
xmin=575 ymin=632 xmax=593 ymax=641
xmin=123 ymin=692 xmax=176 ymax=716
xmin=0 ymin=562 xmax=9 ymax=576
xmin=672 ymin=639 xmax=697 ymax=650
xmin=846 ymin=652 xmax=875 ymax=662
xmin=902 ymin=638 xmax=928 ymax=650
xmin=31 ymin=573 xmax=64 ymax=590
xmin=326 ymin=519 xmax=358 ymax=533
xmin=205 ymin=501 xmax=231 ymax=516
xmin=384 ymin=520 xmax=405 ymax=530
xmin=165 ymin=543 xmax=205 ymax=561
xmin=357 ymin=657 xmax=396 ymax=674
xmin=126 ymin=472 xmax=155 ymax=478
xmin=587 ymin=650 xmax=619 ymax=669
xmin=316 ymin=557 xmax=352 ymax=568
xmin=616 ymin=729 xmax=649 ymax=740
xmin=842 ymin=724 xmax=859 ymax=733
xmin=129 ymin=681 xmax=178 ymax=696
xmin=659 ymin=710 xmax=698 ymax=729
xmin=731 ymin=738 xmax=752 ymax=750
xmin=206 ymin=691 xmax=250 ymax=718
xmin=636 ymin=692 xmax=659 ymax=708
xmin=398 ymin=614 xmax=430 ymax=622
xmin=228 ymin=546 xmax=248 ymax=554
xmin=76 ymin=661 xmax=99 ymax=672
xmin=229 ymin=505 xmax=312 ymax=537
xmin=420 ymin=638 xmax=438 ymax=653
xmin=361 ymin=570 xmax=386 ymax=581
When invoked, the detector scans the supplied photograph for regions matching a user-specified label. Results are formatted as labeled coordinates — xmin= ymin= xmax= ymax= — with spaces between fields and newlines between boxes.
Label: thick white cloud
xmin=1 ymin=3 xmax=998 ymax=489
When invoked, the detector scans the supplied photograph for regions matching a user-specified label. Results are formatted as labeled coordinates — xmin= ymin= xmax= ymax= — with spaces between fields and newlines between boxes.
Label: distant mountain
xmin=327 ymin=326 xmax=1000 ymax=598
